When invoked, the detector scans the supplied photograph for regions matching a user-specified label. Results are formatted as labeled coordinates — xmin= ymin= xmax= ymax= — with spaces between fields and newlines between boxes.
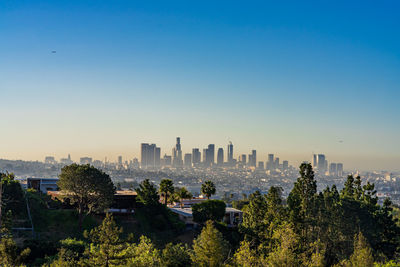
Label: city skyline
xmin=1 ymin=1 xmax=400 ymax=171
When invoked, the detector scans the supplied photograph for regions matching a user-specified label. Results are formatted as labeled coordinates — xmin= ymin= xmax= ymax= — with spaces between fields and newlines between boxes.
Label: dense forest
xmin=1 ymin=163 xmax=399 ymax=266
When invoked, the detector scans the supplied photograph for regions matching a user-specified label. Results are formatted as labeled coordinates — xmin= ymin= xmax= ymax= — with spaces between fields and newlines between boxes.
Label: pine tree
xmin=192 ymin=220 xmax=229 ymax=267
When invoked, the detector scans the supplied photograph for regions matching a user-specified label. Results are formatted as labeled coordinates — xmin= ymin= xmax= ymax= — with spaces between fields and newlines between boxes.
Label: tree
xmin=240 ymin=191 xmax=268 ymax=245
xmin=1 ymin=172 xmax=25 ymax=228
xmin=136 ymin=179 xmax=160 ymax=207
xmin=348 ymin=232 xmax=374 ymax=267
xmin=192 ymin=200 xmax=226 ymax=224
xmin=233 ymin=240 xmax=260 ymax=267
xmin=125 ymin=236 xmax=161 ymax=267
xmin=161 ymin=243 xmax=192 ymax=267
xmin=0 ymin=233 xmax=31 ymax=266
xmin=58 ymin=164 xmax=115 ymax=230
xmin=84 ymin=213 xmax=126 ymax=266
xmin=287 ymin=163 xmax=317 ymax=247
xmin=266 ymin=222 xmax=299 ymax=267
xmin=175 ymin=187 xmax=193 ymax=208
xmin=159 ymin=179 xmax=174 ymax=205
xmin=201 ymin=180 xmax=216 ymax=199
xmin=192 ymin=220 xmax=229 ymax=267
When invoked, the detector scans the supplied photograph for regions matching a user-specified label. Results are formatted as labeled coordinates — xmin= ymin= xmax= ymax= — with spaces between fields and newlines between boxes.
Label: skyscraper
xmin=267 ymin=154 xmax=274 ymax=170
xmin=227 ymin=142 xmax=233 ymax=164
xmin=204 ymin=144 xmax=215 ymax=167
xmin=329 ymin=163 xmax=337 ymax=176
xmin=184 ymin=153 xmax=192 ymax=167
xmin=118 ymin=156 xmax=122 ymax=165
xmin=337 ymin=163 xmax=344 ymax=176
xmin=192 ymin=148 xmax=201 ymax=165
xmin=141 ymin=143 xmax=159 ymax=168
xmin=154 ymin=147 xmax=161 ymax=167
xmin=249 ymin=150 xmax=256 ymax=167
xmin=317 ymin=154 xmax=326 ymax=172
xmin=217 ymin=148 xmax=224 ymax=165
xmin=172 ymin=137 xmax=183 ymax=166
xmin=282 ymin=160 xmax=289 ymax=170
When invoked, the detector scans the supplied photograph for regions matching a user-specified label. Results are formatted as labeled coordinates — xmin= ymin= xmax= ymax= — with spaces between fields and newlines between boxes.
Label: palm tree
xmin=159 ymin=179 xmax=174 ymax=205
xmin=175 ymin=187 xmax=193 ymax=208
xmin=201 ymin=180 xmax=216 ymax=200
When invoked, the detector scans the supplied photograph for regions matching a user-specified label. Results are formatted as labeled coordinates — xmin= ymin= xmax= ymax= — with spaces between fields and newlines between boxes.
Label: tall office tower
xmin=317 ymin=154 xmax=326 ymax=172
xmin=337 ymin=163 xmax=344 ymax=176
xmin=329 ymin=163 xmax=337 ymax=176
xmin=141 ymin=143 xmax=149 ymax=168
xmin=173 ymin=137 xmax=183 ymax=166
xmin=184 ymin=153 xmax=192 ymax=167
xmin=227 ymin=142 xmax=233 ymax=164
xmin=217 ymin=148 xmax=224 ymax=165
xmin=203 ymin=148 xmax=207 ymax=163
xmin=258 ymin=161 xmax=264 ymax=170
xmin=204 ymin=144 xmax=215 ymax=167
xmin=267 ymin=154 xmax=274 ymax=170
xmin=154 ymin=147 xmax=161 ymax=167
xmin=162 ymin=154 xmax=172 ymax=166
xmin=141 ymin=143 xmax=156 ymax=168
xmin=282 ymin=160 xmax=289 ymax=170
xmin=45 ymin=156 xmax=56 ymax=164
xmin=274 ymin=157 xmax=280 ymax=169
xmin=249 ymin=150 xmax=256 ymax=167
xmin=312 ymin=154 xmax=318 ymax=168
xmin=240 ymin=154 xmax=247 ymax=164
xmin=192 ymin=148 xmax=201 ymax=165
xmin=118 ymin=156 xmax=123 ymax=165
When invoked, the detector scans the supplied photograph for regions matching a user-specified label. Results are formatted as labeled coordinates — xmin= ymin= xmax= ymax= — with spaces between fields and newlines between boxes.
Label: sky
xmin=1 ymin=1 xmax=400 ymax=171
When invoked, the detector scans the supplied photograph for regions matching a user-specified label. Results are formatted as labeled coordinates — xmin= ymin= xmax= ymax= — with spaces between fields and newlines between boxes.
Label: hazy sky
xmin=1 ymin=1 xmax=400 ymax=171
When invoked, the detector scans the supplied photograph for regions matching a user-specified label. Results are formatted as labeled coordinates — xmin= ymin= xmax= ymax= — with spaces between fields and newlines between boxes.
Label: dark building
xmin=217 ymin=148 xmax=224 ymax=165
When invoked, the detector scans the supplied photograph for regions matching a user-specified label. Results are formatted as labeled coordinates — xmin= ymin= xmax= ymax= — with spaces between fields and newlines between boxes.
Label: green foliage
xmin=201 ymin=180 xmax=216 ymax=199
xmin=175 ymin=187 xmax=193 ymax=208
xmin=1 ymin=172 xmax=26 ymax=227
xmin=233 ymin=240 xmax=261 ymax=267
xmin=58 ymin=164 xmax=115 ymax=230
xmin=136 ymin=179 xmax=160 ymax=208
xmin=84 ymin=213 xmax=126 ymax=266
xmin=266 ymin=222 xmax=299 ymax=267
xmin=125 ymin=235 xmax=161 ymax=266
xmin=348 ymin=232 xmax=375 ymax=267
xmin=192 ymin=220 xmax=229 ymax=267
xmin=192 ymin=200 xmax=226 ymax=224
xmin=161 ymin=243 xmax=192 ymax=267
xmin=159 ymin=179 xmax=175 ymax=205
xmin=0 ymin=233 xmax=31 ymax=266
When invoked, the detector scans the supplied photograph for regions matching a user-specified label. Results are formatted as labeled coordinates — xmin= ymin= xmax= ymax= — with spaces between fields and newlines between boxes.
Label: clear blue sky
xmin=1 ymin=1 xmax=399 ymax=171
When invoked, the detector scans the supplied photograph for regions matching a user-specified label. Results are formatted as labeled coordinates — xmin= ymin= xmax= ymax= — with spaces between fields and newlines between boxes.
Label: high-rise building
xmin=204 ymin=144 xmax=215 ymax=167
xmin=274 ymin=157 xmax=280 ymax=169
xmin=155 ymin=147 xmax=161 ymax=167
xmin=240 ymin=154 xmax=247 ymax=164
xmin=249 ymin=150 xmax=256 ymax=167
xmin=329 ymin=163 xmax=337 ymax=176
xmin=141 ymin=143 xmax=159 ymax=168
xmin=267 ymin=154 xmax=274 ymax=170
xmin=317 ymin=154 xmax=326 ymax=172
xmin=227 ymin=142 xmax=233 ymax=164
xmin=337 ymin=163 xmax=344 ymax=176
xmin=162 ymin=154 xmax=172 ymax=166
xmin=118 ymin=156 xmax=123 ymax=165
xmin=217 ymin=148 xmax=224 ymax=165
xmin=184 ymin=153 xmax=192 ymax=167
xmin=282 ymin=160 xmax=289 ymax=170
xmin=258 ymin=161 xmax=264 ymax=170
xmin=192 ymin=148 xmax=201 ymax=165
xmin=312 ymin=154 xmax=318 ymax=168
xmin=172 ymin=137 xmax=183 ymax=167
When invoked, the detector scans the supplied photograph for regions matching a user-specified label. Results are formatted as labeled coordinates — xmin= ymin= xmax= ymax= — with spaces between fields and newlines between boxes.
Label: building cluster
xmin=311 ymin=154 xmax=343 ymax=176
xmin=139 ymin=137 xmax=293 ymax=172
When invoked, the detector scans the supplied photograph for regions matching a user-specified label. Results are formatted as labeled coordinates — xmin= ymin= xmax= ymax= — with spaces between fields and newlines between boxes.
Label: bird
xmin=339 ymin=140 xmax=344 ymax=143
xmin=51 ymin=51 xmax=56 ymax=53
